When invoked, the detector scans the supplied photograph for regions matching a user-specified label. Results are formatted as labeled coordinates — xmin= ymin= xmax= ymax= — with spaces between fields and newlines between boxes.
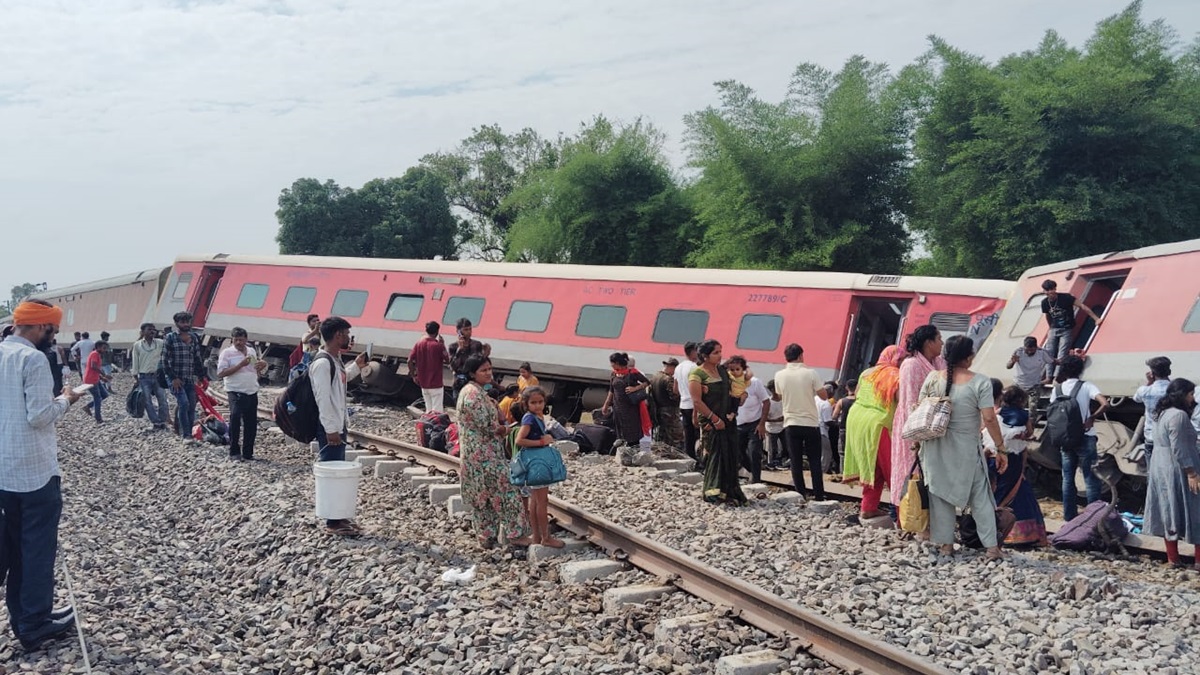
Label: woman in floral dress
xmin=456 ymin=354 xmax=531 ymax=548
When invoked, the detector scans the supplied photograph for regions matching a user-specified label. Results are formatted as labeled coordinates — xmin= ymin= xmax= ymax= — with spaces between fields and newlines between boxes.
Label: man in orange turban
xmin=0 ymin=299 xmax=83 ymax=650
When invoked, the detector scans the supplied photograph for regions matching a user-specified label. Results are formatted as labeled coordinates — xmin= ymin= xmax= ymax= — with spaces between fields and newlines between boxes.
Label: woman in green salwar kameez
xmin=689 ymin=340 xmax=747 ymax=505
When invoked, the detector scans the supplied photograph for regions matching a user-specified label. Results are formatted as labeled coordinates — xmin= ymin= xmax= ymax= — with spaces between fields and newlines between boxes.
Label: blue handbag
xmin=509 ymin=445 xmax=568 ymax=487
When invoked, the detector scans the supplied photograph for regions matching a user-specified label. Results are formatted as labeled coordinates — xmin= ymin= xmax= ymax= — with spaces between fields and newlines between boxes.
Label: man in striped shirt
xmin=0 ymin=301 xmax=83 ymax=650
xmin=161 ymin=311 xmax=205 ymax=441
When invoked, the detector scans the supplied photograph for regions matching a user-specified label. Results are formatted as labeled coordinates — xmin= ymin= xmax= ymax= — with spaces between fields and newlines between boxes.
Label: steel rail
xmin=213 ymin=392 xmax=947 ymax=674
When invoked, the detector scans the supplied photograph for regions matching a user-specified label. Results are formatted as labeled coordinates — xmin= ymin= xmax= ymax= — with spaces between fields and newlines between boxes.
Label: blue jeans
xmin=90 ymin=388 xmax=104 ymax=421
xmin=1044 ymin=327 xmax=1072 ymax=379
xmin=1061 ymin=435 xmax=1101 ymax=521
xmin=173 ymin=381 xmax=198 ymax=439
xmin=137 ymin=374 xmax=170 ymax=426
xmin=1 ymin=477 xmax=63 ymax=640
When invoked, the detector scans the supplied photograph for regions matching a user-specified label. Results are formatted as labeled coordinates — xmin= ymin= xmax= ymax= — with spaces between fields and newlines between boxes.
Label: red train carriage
xmin=976 ymin=237 xmax=1200 ymax=485
xmin=29 ymin=267 xmax=171 ymax=359
xmin=164 ymin=254 xmax=1012 ymax=417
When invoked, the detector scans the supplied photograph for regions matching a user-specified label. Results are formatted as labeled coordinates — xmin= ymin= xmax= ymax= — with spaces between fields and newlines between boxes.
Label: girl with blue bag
xmin=512 ymin=387 xmax=568 ymax=548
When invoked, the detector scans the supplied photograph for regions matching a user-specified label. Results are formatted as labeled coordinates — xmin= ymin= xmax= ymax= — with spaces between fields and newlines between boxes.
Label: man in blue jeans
xmin=1040 ymin=279 xmax=1103 ymax=382
xmin=162 ymin=312 xmax=206 ymax=442
xmin=132 ymin=323 xmax=170 ymax=432
xmin=310 ymin=316 xmax=368 ymax=536
xmin=1050 ymin=355 xmax=1111 ymax=521
xmin=0 ymin=301 xmax=84 ymax=651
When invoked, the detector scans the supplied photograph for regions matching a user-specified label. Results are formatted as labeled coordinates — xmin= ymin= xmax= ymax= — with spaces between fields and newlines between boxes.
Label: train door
xmin=187 ymin=266 xmax=225 ymax=329
xmin=838 ymin=297 xmax=909 ymax=384
xmin=1074 ymin=271 xmax=1129 ymax=352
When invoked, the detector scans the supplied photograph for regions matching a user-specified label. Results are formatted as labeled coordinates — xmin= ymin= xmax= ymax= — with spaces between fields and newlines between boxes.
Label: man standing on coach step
xmin=409 ymin=321 xmax=450 ymax=412
xmin=311 ymin=316 xmax=370 ymax=536
xmin=675 ymin=342 xmax=700 ymax=460
xmin=1040 ymin=279 xmax=1102 ymax=381
xmin=775 ymin=343 xmax=829 ymax=501
xmin=0 ymin=300 xmax=83 ymax=651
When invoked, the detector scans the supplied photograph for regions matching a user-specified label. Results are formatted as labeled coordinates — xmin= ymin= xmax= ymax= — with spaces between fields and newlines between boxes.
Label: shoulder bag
xmin=901 ymin=376 xmax=953 ymax=443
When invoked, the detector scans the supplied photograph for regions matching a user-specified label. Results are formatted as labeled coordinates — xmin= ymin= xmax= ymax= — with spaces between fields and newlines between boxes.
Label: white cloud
xmin=0 ymin=0 xmax=1196 ymax=292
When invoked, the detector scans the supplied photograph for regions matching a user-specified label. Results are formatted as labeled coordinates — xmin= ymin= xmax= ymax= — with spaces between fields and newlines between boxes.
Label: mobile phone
xmin=366 ymin=342 xmax=374 ymax=359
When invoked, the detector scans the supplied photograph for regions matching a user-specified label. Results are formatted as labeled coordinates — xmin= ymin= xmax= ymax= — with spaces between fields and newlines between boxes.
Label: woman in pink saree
xmin=890 ymin=325 xmax=946 ymax=506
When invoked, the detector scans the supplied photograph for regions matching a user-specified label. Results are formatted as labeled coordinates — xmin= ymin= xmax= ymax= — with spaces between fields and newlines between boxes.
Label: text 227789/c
xmin=747 ymin=293 xmax=788 ymax=303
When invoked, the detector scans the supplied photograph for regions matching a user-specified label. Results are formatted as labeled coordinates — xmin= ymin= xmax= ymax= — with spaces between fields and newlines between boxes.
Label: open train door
xmin=187 ymin=265 xmax=225 ymax=329
xmin=1075 ymin=271 xmax=1130 ymax=353
xmin=838 ymin=296 xmax=909 ymax=385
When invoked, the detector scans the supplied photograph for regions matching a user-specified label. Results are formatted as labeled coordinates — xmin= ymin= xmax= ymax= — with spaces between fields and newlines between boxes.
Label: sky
xmin=1 ymin=0 xmax=1197 ymax=297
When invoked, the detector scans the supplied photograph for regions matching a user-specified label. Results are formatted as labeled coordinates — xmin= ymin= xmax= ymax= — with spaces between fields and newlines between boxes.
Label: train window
xmin=930 ymin=312 xmax=971 ymax=339
xmin=1183 ymin=297 xmax=1200 ymax=333
xmin=576 ymin=305 xmax=627 ymax=339
xmin=736 ymin=314 xmax=783 ymax=351
xmin=506 ymin=301 xmax=552 ymax=333
xmin=384 ymin=294 xmax=424 ymax=322
xmin=107 ymin=303 xmax=118 ymax=323
xmin=171 ymin=273 xmax=193 ymax=301
xmin=330 ymin=290 xmax=369 ymax=318
xmin=653 ymin=309 xmax=709 ymax=344
xmin=1009 ymin=294 xmax=1046 ymax=338
xmin=236 ymin=283 xmax=270 ymax=310
xmin=443 ymin=296 xmax=485 ymax=328
xmin=66 ymin=309 xmax=74 ymax=327
xmin=281 ymin=286 xmax=317 ymax=314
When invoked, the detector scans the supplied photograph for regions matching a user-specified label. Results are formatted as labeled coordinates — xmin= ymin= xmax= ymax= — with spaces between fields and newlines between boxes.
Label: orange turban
xmin=12 ymin=302 xmax=63 ymax=326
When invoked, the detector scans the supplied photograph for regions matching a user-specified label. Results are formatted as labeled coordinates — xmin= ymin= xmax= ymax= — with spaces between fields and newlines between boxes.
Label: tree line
xmin=275 ymin=3 xmax=1200 ymax=280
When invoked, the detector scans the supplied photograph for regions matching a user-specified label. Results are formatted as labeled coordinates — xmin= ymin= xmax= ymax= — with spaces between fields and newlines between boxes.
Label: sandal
xmin=508 ymin=536 xmax=534 ymax=547
xmin=541 ymin=537 xmax=565 ymax=549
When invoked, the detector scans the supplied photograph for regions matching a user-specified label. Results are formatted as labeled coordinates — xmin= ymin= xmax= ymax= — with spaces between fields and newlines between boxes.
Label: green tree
xmin=275 ymin=172 xmax=459 ymax=259
xmin=10 ymin=282 xmax=43 ymax=309
xmin=684 ymin=56 xmax=912 ymax=273
xmin=904 ymin=2 xmax=1200 ymax=278
xmin=504 ymin=117 xmax=695 ymax=266
xmin=420 ymin=125 xmax=557 ymax=260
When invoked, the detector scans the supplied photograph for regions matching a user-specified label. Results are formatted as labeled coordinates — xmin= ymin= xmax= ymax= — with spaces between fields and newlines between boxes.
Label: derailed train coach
xmin=156 ymin=253 xmax=1013 ymax=419
xmin=26 ymin=267 xmax=171 ymax=363
xmin=975 ymin=238 xmax=1200 ymax=496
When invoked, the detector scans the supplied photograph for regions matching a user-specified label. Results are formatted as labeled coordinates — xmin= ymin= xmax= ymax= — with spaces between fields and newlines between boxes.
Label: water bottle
xmin=286 ymin=401 xmax=297 ymax=414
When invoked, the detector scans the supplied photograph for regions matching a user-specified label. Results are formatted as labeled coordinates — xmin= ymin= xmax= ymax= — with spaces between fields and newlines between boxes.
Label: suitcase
xmin=571 ymin=423 xmax=617 ymax=455
xmin=1050 ymin=500 xmax=1128 ymax=551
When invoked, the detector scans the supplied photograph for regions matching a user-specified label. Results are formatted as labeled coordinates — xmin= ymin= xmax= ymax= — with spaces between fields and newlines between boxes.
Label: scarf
xmin=862 ymin=345 xmax=904 ymax=406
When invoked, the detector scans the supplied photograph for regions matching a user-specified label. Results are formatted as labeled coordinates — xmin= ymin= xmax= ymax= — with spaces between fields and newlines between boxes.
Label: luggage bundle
xmin=416 ymin=411 xmax=458 ymax=455
xmin=569 ymin=423 xmax=617 ymax=455
xmin=1050 ymin=501 xmax=1129 ymax=552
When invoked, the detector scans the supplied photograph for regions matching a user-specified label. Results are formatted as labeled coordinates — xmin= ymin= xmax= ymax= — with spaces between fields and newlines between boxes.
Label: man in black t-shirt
xmin=447 ymin=317 xmax=484 ymax=397
xmin=1040 ymin=279 xmax=1103 ymax=381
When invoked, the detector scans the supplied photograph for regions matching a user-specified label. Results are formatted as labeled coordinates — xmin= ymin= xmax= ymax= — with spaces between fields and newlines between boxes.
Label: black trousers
xmin=784 ymin=425 xmax=825 ymax=500
xmin=228 ymin=391 xmax=259 ymax=459
xmin=680 ymin=408 xmax=699 ymax=461
xmin=1 ymin=477 xmax=63 ymax=640
xmin=737 ymin=421 xmax=764 ymax=483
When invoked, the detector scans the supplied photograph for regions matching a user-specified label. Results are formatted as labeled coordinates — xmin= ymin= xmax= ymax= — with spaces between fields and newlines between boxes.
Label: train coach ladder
xmin=313 ymin=461 xmax=362 ymax=520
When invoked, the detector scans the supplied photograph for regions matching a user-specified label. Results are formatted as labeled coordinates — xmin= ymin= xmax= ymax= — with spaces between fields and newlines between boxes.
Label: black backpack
xmin=1043 ymin=381 xmax=1086 ymax=452
xmin=273 ymin=353 xmax=334 ymax=443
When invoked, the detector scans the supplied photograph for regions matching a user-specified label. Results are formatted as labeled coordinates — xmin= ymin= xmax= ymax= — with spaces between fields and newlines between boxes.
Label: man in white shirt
xmin=1133 ymin=356 xmax=1172 ymax=463
xmin=0 ymin=301 xmax=83 ymax=650
xmin=727 ymin=356 xmax=771 ymax=483
xmin=310 ymin=316 xmax=369 ymax=535
xmin=132 ymin=323 xmax=170 ymax=432
xmin=816 ymin=392 xmax=834 ymax=473
xmin=1048 ymin=354 xmax=1110 ymax=521
xmin=774 ymin=343 xmax=829 ymax=500
xmin=674 ymin=342 xmax=701 ymax=459
xmin=217 ymin=327 xmax=269 ymax=461
xmin=70 ymin=332 xmax=94 ymax=378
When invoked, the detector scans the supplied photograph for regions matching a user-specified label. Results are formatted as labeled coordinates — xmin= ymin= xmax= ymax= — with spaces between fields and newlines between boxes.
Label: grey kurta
xmin=917 ymin=371 xmax=995 ymax=508
xmin=1143 ymin=408 xmax=1200 ymax=544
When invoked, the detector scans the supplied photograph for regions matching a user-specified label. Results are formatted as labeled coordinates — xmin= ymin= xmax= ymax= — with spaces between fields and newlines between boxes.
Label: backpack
xmin=416 ymin=411 xmax=452 ymax=451
xmin=1043 ymin=381 xmax=1086 ymax=452
xmin=1050 ymin=501 xmax=1128 ymax=551
xmin=273 ymin=353 xmax=334 ymax=443
xmin=125 ymin=386 xmax=145 ymax=419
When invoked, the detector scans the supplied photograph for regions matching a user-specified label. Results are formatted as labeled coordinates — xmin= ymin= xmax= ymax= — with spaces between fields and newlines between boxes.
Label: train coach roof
xmin=175 ymin=253 xmax=1015 ymax=298
xmin=31 ymin=267 xmax=167 ymax=300
xmin=1020 ymin=237 xmax=1200 ymax=278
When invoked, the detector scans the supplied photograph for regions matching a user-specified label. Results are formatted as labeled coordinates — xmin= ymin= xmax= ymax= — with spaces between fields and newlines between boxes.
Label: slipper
xmin=326 ymin=522 xmax=361 ymax=537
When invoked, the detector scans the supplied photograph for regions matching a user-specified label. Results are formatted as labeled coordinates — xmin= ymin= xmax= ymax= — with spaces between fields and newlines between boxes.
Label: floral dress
xmin=457 ymin=383 xmax=529 ymax=543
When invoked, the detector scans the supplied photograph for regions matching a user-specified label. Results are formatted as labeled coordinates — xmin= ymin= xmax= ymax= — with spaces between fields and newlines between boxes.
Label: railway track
xmin=208 ymin=390 xmax=951 ymax=675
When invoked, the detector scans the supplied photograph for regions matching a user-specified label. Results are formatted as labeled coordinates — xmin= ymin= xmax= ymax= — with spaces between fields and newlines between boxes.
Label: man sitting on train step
xmin=1007 ymin=336 xmax=1056 ymax=424
xmin=1040 ymin=280 xmax=1102 ymax=382
xmin=409 ymin=320 xmax=450 ymax=413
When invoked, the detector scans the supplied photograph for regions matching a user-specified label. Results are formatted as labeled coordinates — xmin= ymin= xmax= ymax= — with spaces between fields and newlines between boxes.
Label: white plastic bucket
xmin=313 ymin=461 xmax=362 ymax=520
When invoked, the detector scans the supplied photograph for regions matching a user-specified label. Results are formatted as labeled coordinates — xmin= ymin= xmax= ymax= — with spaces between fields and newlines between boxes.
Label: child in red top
xmin=84 ymin=341 xmax=113 ymax=423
